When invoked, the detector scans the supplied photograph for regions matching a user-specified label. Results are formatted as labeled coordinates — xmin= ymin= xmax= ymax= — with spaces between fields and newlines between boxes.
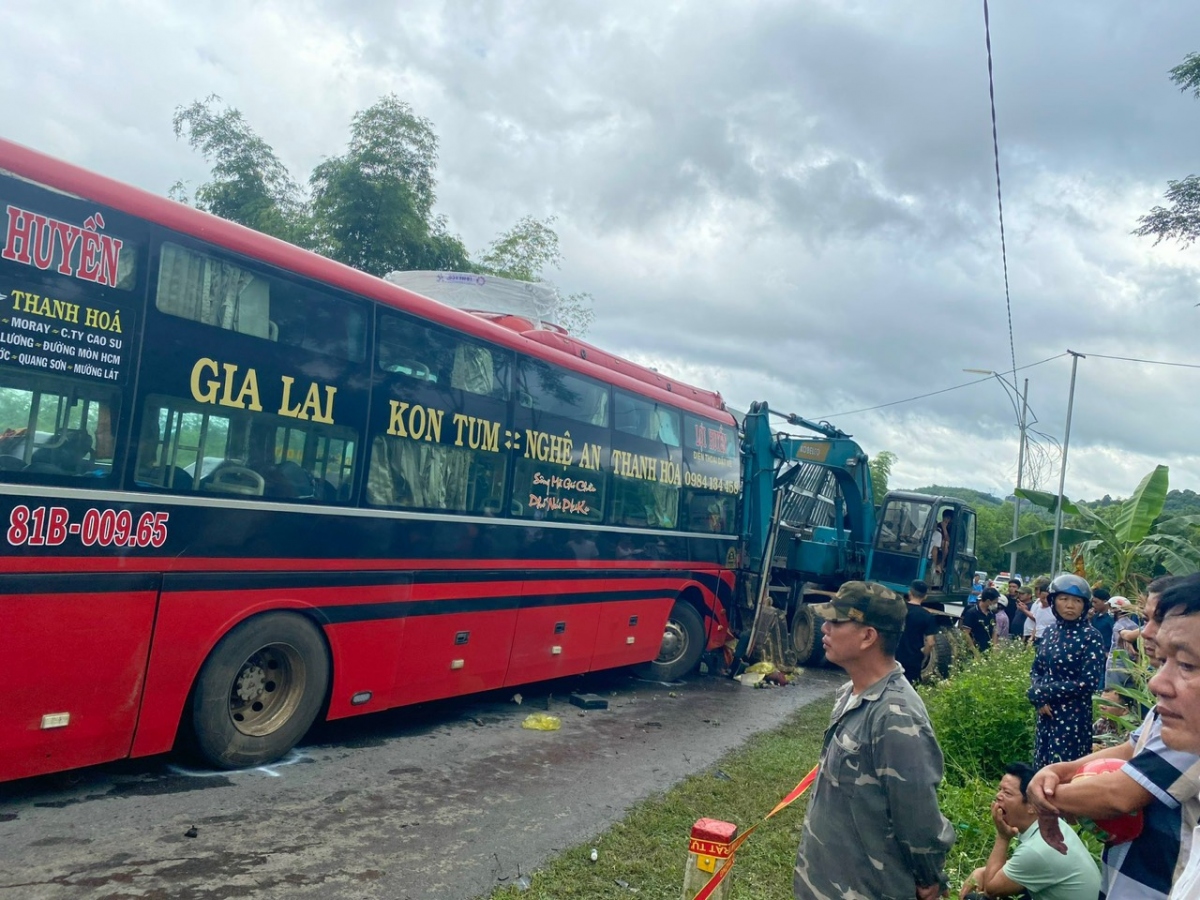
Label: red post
xmin=681 ymin=818 xmax=738 ymax=899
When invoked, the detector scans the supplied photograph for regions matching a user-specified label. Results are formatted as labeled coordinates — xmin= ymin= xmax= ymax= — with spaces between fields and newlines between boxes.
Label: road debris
xmin=521 ymin=713 xmax=561 ymax=731
xmin=569 ymin=692 xmax=609 ymax=710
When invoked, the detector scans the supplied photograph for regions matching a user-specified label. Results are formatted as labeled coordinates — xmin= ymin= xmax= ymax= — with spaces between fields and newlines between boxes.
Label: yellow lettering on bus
xmin=388 ymin=400 xmax=441 ymax=441
xmin=278 ymin=376 xmax=301 ymax=418
xmin=280 ymin=377 xmax=339 ymax=424
xmin=578 ymin=442 xmax=601 ymax=470
xmin=316 ymin=385 xmax=337 ymax=425
xmin=190 ymin=357 xmax=220 ymax=404
xmin=51 ymin=297 xmax=80 ymax=324
xmin=216 ymin=362 xmax=261 ymax=411
xmin=525 ymin=428 xmax=572 ymax=465
xmin=388 ymin=401 xmax=410 ymax=436
xmin=83 ymin=307 xmax=121 ymax=333
xmin=479 ymin=419 xmax=499 ymax=453
xmin=298 ymin=382 xmax=324 ymax=423
xmin=453 ymin=414 xmax=501 ymax=452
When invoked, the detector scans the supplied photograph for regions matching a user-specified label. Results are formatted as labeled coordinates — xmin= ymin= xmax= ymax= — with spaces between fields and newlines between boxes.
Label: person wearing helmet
xmin=1028 ymin=574 xmax=1107 ymax=768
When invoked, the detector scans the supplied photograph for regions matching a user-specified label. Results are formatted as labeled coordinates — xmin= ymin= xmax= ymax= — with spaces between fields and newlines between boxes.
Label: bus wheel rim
xmin=228 ymin=642 xmax=306 ymax=737
xmin=656 ymin=620 xmax=687 ymax=664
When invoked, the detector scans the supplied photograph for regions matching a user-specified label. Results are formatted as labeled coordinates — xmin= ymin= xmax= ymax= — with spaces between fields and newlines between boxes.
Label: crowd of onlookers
xmin=792 ymin=571 xmax=1200 ymax=900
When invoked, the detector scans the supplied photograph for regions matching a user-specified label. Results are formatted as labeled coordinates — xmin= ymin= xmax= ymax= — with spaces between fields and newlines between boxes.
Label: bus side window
xmin=377 ymin=313 xmax=510 ymax=400
xmin=135 ymin=396 xmax=357 ymax=504
xmin=366 ymin=434 xmax=506 ymax=514
xmin=516 ymin=359 xmax=609 ymax=427
xmin=614 ymin=391 xmax=681 ymax=447
xmin=156 ymin=243 xmax=366 ymax=361
xmin=0 ymin=373 xmax=118 ymax=480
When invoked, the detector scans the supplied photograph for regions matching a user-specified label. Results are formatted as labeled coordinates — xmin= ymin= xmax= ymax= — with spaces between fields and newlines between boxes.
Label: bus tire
xmin=639 ymin=601 xmax=705 ymax=682
xmin=190 ymin=612 xmax=330 ymax=770
xmin=926 ymin=630 xmax=953 ymax=681
xmin=790 ymin=604 xmax=824 ymax=666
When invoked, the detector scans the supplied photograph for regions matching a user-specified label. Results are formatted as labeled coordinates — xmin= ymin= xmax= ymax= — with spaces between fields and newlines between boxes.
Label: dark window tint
xmin=614 ymin=391 xmax=681 ymax=447
xmin=377 ymin=314 xmax=509 ymax=399
xmin=155 ymin=243 xmax=366 ymax=361
xmin=516 ymin=359 xmax=608 ymax=426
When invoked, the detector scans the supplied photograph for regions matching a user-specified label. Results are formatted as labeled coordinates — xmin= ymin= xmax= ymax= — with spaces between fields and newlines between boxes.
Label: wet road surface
xmin=0 ymin=666 xmax=842 ymax=900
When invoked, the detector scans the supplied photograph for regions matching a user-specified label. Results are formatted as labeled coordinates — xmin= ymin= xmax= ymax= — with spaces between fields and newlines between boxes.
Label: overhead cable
xmin=817 ymin=353 xmax=1067 ymax=419
xmin=1082 ymin=352 xmax=1200 ymax=371
xmin=983 ymin=0 xmax=1019 ymax=387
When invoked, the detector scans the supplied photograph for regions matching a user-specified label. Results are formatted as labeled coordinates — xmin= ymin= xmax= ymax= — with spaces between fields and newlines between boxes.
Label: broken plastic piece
xmin=521 ymin=713 xmax=561 ymax=731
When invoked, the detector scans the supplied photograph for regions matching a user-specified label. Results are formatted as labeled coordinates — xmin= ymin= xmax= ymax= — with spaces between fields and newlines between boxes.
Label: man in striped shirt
xmin=1028 ymin=577 xmax=1199 ymax=899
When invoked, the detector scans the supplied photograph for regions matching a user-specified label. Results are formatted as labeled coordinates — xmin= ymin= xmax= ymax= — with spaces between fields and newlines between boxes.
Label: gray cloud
xmin=2 ymin=0 xmax=1198 ymax=501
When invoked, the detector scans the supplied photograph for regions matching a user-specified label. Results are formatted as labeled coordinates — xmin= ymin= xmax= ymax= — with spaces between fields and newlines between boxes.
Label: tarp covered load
xmin=384 ymin=270 xmax=561 ymax=328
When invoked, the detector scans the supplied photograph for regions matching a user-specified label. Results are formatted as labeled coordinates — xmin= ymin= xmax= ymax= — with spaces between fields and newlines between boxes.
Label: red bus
xmin=0 ymin=138 xmax=741 ymax=782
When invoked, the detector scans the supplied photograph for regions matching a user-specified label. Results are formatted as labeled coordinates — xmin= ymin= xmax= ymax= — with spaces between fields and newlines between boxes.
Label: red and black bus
xmin=0 ymin=138 xmax=741 ymax=782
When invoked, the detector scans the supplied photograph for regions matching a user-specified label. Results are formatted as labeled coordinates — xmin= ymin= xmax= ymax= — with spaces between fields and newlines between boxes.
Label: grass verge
xmin=488 ymin=696 xmax=832 ymax=899
xmin=489 ymin=646 xmax=1101 ymax=898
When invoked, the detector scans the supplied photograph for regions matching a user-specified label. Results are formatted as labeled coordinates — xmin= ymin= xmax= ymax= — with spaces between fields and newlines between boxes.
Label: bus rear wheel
xmin=639 ymin=601 xmax=705 ymax=682
xmin=191 ymin=612 xmax=330 ymax=769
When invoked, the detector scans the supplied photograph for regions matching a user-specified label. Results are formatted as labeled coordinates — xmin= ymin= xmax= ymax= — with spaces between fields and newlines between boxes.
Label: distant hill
xmin=904 ymin=485 xmax=1005 ymax=507
xmin=1163 ymin=489 xmax=1200 ymax=516
xmin=1075 ymin=489 xmax=1200 ymax=517
xmin=897 ymin=486 xmax=1200 ymax=519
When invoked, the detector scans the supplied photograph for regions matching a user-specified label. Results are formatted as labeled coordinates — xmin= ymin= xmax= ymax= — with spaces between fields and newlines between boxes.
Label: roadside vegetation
xmin=487 ymin=643 xmax=1102 ymax=899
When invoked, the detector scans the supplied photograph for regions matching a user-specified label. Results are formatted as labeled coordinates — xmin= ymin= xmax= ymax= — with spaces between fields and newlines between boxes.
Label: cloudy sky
xmin=3 ymin=1 xmax=1198 ymax=501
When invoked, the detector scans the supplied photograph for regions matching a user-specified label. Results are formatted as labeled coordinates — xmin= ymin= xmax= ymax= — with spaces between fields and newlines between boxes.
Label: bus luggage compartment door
xmin=505 ymin=581 xmax=602 ymax=686
xmin=0 ymin=572 xmax=160 ymax=782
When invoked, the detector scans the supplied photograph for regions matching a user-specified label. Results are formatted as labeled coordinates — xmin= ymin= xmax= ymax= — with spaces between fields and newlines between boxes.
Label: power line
xmin=1083 ymin=351 xmax=1200 ymax=370
xmin=817 ymin=353 xmax=1066 ymax=419
xmin=983 ymin=0 xmax=1019 ymax=386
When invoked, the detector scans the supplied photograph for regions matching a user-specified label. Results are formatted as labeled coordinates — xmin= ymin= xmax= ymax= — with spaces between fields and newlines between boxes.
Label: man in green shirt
xmin=962 ymin=762 xmax=1100 ymax=900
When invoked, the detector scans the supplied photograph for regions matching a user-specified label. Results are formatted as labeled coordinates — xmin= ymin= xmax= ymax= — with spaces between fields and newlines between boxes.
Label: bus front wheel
xmin=639 ymin=601 xmax=705 ymax=682
xmin=191 ymin=612 xmax=330 ymax=769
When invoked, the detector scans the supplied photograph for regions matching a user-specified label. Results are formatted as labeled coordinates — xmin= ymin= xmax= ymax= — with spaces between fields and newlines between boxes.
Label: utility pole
xmin=1009 ymin=377 xmax=1029 ymax=577
xmin=1051 ymin=351 xmax=1084 ymax=573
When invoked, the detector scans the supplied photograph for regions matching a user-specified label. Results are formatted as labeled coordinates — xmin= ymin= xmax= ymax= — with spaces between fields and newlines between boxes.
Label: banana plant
xmin=1002 ymin=465 xmax=1200 ymax=596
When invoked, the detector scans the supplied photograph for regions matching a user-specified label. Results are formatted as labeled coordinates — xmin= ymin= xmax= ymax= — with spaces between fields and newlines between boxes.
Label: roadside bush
xmin=919 ymin=640 xmax=1036 ymax=783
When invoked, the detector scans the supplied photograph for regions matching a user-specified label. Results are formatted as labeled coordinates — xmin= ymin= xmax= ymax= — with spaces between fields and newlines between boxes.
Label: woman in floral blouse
xmin=1027 ymin=574 xmax=1107 ymax=768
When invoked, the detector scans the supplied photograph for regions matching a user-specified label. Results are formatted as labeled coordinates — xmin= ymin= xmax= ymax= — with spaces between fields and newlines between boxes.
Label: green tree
xmin=174 ymin=95 xmax=595 ymax=330
xmin=309 ymin=95 xmax=470 ymax=276
xmin=172 ymin=95 xmax=307 ymax=243
xmin=1135 ymin=53 xmax=1200 ymax=247
xmin=478 ymin=215 xmax=596 ymax=334
xmin=1005 ymin=465 xmax=1200 ymax=596
xmin=868 ymin=450 xmax=896 ymax=507
xmin=974 ymin=503 xmax=1052 ymax=576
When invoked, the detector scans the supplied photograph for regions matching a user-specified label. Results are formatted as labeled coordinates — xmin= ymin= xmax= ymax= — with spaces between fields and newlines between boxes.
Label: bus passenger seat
xmin=29 ymin=429 xmax=93 ymax=475
xmin=264 ymin=461 xmax=317 ymax=499
xmin=202 ymin=463 xmax=265 ymax=497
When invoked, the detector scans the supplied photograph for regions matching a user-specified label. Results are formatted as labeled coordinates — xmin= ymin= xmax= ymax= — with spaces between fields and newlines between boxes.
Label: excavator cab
xmin=867 ymin=492 xmax=976 ymax=600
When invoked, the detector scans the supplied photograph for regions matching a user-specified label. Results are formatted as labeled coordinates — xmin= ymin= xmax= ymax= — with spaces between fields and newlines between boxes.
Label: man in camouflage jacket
xmin=794 ymin=581 xmax=955 ymax=900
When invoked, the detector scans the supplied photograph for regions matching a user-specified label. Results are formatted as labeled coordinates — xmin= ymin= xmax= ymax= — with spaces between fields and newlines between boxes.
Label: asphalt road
xmin=0 ymin=666 xmax=842 ymax=900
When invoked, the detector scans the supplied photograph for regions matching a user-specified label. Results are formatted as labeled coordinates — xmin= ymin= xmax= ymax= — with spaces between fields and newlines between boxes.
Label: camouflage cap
xmin=812 ymin=581 xmax=907 ymax=633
